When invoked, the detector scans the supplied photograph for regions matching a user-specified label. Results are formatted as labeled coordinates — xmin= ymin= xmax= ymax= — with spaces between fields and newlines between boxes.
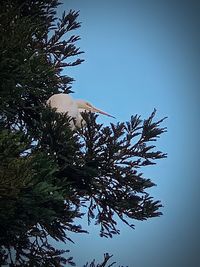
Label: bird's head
xmin=76 ymin=99 xmax=115 ymax=118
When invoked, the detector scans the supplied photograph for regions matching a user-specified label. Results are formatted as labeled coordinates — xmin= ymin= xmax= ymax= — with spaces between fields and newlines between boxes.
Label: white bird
xmin=47 ymin=93 xmax=115 ymax=129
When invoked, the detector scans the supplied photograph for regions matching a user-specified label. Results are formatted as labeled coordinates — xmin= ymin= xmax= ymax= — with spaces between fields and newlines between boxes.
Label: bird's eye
xmin=86 ymin=102 xmax=92 ymax=107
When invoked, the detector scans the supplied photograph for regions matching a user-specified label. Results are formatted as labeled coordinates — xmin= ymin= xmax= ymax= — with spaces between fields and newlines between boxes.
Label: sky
xmin=55 ymin=1 xmax=200 ymax=266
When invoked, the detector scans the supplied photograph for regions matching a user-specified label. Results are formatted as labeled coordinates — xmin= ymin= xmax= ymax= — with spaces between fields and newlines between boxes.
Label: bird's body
xmin=47 ymin=93 xmax=115 ymax=129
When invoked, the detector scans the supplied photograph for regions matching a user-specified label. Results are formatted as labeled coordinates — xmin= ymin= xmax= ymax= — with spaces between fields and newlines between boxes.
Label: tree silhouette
xmin=0 ymin=0 xmax=167 ymax=266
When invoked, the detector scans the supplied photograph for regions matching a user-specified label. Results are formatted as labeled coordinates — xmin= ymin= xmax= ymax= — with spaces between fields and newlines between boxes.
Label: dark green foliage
xmin=0 ymin=0 xmax=167 ymax=266
xmin=78 ymin=111 xmax=166 ymax=238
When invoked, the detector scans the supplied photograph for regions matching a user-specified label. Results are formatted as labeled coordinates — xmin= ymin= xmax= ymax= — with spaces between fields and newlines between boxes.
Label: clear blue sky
xmin=55 ymin=1 xmax=200 ymax=266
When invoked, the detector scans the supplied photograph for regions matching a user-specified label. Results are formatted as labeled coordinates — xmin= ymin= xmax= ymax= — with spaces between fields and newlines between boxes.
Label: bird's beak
xmin=92 ymin=107 xmax=116 ymax=119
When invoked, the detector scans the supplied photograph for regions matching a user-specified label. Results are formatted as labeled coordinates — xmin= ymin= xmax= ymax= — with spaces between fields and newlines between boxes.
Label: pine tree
xmin=0 ymin=1 xmax=167 ymax=266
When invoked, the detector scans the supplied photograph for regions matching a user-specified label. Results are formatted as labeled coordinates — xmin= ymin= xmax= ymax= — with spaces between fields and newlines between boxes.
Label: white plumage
xmin=47 ymin=93 xmax=115 ymax=129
